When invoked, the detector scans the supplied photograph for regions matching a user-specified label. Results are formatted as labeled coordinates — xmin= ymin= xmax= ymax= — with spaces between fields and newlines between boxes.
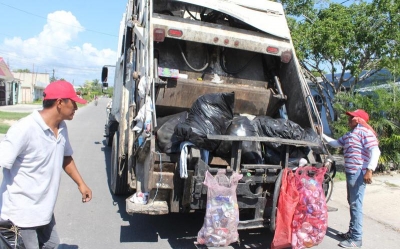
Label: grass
xmin=334 ymin=172 xmax=346 ymax=182
xmin=32 ymin=100 xmax=43 ymax=105
xmin=0 ymin=111 xmax=31 ymax=134
xmin=0 ymin=111 xmax=31 ymax=120
xmin=0 ymin=123 xmax=10 ymax=134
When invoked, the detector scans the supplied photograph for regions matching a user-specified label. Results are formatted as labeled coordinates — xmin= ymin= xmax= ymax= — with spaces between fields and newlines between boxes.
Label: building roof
xmin=326 ymin=69 xmax=400 ymax=89
xmin=0 ymin=57 xmax=14 ymax=81
xmin=356 ymin=81 xmax=400 ymax=93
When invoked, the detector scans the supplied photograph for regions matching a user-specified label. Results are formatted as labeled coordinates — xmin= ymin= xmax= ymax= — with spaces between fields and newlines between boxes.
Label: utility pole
xmin=52 ymin=69 xmax=55 ymax=81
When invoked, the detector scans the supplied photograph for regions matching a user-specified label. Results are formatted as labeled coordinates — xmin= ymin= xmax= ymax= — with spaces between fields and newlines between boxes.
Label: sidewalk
xmin=0 ymin=104 xmax=42 ymax=113
xmin=330 ymin=172 xmax=400 ymax=232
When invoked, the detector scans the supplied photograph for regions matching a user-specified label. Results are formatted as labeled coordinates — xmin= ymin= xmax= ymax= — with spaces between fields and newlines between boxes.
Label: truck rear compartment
xmin=116 ymin=0 xmax=325 ymax=231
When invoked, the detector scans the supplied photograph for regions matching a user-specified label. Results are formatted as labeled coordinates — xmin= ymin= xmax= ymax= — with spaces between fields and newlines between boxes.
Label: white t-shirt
xmin=0 ymin=110 xmax=73 ymax=227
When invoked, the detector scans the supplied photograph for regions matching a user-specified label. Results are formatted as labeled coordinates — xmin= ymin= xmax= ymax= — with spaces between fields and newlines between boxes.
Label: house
xmin=12 ymin=72 xmax=50 ymax=103
xmin=0 ymin=57 xmax=21 ymax=106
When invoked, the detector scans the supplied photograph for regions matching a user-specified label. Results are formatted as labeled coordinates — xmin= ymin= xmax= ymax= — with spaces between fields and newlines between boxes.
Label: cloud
xmin=1 ymin=10 xmax=117 ymax=85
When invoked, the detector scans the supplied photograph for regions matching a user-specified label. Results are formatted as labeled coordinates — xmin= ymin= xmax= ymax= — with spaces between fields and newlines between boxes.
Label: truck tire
xmin=106 ymin=131 xmax=114 ymax=147
xmin=270 ymin=169 xmax=283 ymax=232
xmin=106 ymin=121 xmax=118 ymax=147
xmin=110 ymin=131 xmax=129 ymax=195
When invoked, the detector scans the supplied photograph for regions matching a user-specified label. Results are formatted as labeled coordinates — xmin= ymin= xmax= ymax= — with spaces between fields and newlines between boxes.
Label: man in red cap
xmin=318 ymin=109 xmax=380 ymax=248
xmin=0 ymin=80 xmax=92 ymax=249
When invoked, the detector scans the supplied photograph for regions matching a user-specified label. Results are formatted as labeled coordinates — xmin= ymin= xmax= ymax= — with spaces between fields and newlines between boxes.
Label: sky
xmin=0 ymin=0 xmax=126 ymax=86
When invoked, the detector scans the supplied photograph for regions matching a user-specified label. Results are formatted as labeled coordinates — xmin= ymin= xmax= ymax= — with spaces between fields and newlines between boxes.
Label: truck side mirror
xmin=101 ymin=67 xmax=108 ymax=83
xmin=102 ymin=82 xmax=109 ymax=93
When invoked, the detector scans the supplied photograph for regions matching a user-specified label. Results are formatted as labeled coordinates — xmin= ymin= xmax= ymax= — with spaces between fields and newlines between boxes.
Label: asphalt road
xmin=1 ymin=99 xmax=400 ymax=248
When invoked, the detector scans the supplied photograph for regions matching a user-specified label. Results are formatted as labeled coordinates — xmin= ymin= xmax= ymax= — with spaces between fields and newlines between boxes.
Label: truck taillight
xmin=281 ymin=50 xmax=292 ymax=63
xmin=168 ymin=29 xmax=183 ymax=38
xmin=267 ymin=46 xmax=279 ymax=54
xmin=154 ymin=28 xmax=165 ymax=42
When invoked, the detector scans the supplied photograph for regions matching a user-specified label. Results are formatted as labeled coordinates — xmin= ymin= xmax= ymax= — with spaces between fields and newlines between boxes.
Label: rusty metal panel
xmin=149 ymin=172 xmax=174 ymax=189
xmin=155 ymin=79 xmax=279 ymax=116
xmin=279 ymin=60 xmax=312 ymax=128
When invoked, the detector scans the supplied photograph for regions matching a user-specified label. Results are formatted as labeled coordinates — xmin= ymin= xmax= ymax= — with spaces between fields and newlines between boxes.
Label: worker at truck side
xmin=318 ymin=109 xmax=380 ymax=248
xmin=0 ymin=80 xmax=92 ymax=249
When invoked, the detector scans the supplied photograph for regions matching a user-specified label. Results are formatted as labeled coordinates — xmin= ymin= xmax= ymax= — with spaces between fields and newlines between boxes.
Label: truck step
xmin=126 ymin=198 xmax=169 ymax=215
xmin=241 ymin=164 xmax=281 ymax=169
xmin=238 ymin=218 xmax=265 ymax=230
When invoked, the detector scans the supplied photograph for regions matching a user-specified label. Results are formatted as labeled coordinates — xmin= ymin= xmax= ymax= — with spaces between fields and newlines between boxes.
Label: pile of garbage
xmin=196 ymin=170 xmax=242 ymax=247
xmin=291 ymin=166 xmax=328 ymax=248
xmin=154 ymin=92 xmax=325 ymax=163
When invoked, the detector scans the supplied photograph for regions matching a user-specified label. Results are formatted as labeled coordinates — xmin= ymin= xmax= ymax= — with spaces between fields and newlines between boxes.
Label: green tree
xmin=290 ymin=1 xmax=400 ymax=135
xmin=331 ymin=84 xmax=400 ymax=170
xmin=93 ymin=79 xmax=99 ymax=88
xmin=13 ymin=69 xmax=31 ymax=73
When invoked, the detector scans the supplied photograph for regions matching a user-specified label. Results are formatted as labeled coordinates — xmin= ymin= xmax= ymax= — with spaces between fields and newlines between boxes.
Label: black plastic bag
xmin=302 ymin=128 xmax=327 ymax=154
xmin=155 ymin=112 xmax=188 ymax=153
xmin=253 ymin=116 xmax=325 ymax=155
xmin=175 ymin=92 xmax=235 ymax=151
xmin=253 ymin=116 xmax=304 ymax=141
xmin=0 ymin=220 xmax=25 ymax=249
xmin=215 ymin=116 xmax=262 ymax=164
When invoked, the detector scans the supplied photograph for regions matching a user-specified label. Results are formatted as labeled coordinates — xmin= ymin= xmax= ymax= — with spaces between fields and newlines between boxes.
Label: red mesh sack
xmin=291 ymin=166 xmax=328 ymax=249
xmin=271 ymin=168 xmax=299 ymax=249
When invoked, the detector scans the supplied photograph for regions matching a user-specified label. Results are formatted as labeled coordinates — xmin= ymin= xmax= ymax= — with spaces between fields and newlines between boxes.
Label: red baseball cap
xmin=346 ymin=109 xmax=369 ymax=122
xmin=43 ymin=80 xmax=87 ymax=104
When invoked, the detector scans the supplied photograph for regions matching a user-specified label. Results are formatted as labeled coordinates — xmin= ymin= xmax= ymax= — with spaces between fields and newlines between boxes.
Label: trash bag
xmin=253 ymin=116 xmax=326 ymax=156
xmin=302 ymin=128 xmax=327 ymax=154
xmin=271 ymin=168 xmax=299 ymax=249
xmin=132 ymin=97 xmax=153 ymax=132
xmin=155 ymin=112 xmax=188 ymax=153
xmin=0 ymin=220 xmax=25 ymax=249
xmin=291 ymin=166 xmax=328 ymax=249
xmin=253 ymin=116 xmax=304 ymax=149
xmin=197 ymin=170 xmax=243 ymax=247
xmin=263 ymin=147 xmax=281 ymax=165
xmin=215 ymin=116 xmax=262 ymax=164
xmin=175 ymin=92 xmax=235 ymax=151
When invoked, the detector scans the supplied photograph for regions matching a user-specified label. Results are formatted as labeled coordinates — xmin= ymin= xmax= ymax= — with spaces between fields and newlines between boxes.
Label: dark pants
xmin=19 ymin=215 xmax=60 ymax=249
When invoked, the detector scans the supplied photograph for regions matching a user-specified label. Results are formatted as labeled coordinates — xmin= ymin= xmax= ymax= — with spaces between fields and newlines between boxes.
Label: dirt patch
xmin=0 ymin=120 xmax=17 ymax=126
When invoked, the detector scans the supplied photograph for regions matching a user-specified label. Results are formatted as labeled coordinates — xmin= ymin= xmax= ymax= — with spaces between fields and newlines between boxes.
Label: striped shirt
xmin=338 ymin=124 xmax=379 ymax=174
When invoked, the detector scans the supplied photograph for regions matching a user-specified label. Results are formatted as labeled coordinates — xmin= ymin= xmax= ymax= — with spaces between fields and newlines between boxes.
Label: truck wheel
xmin=106 ymin=121 xmax=118 ymax=147
xmin=110 ymin=131 xmax=129 ymax=195
xmin=270 ymin=169 xmax=283 ymax=232
xmin=106 ymin=131 xmax=114 ymax=147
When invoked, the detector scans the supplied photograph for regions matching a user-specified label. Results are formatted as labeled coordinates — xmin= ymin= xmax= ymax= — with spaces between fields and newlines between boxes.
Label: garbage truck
xmin=102 ymin=0 xmax=334 ymax=232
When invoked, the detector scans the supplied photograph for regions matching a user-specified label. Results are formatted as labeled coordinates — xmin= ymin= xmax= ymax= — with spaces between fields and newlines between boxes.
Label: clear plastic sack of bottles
xmin=197 ymin=170 xmax=243 ymax=247
xmin=291 ymin=166 xmax=328 ymax=249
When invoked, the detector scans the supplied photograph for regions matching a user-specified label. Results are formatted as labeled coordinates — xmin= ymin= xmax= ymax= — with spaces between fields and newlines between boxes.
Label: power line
xmin=0 ymin=2 xmax=118 ymax=37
